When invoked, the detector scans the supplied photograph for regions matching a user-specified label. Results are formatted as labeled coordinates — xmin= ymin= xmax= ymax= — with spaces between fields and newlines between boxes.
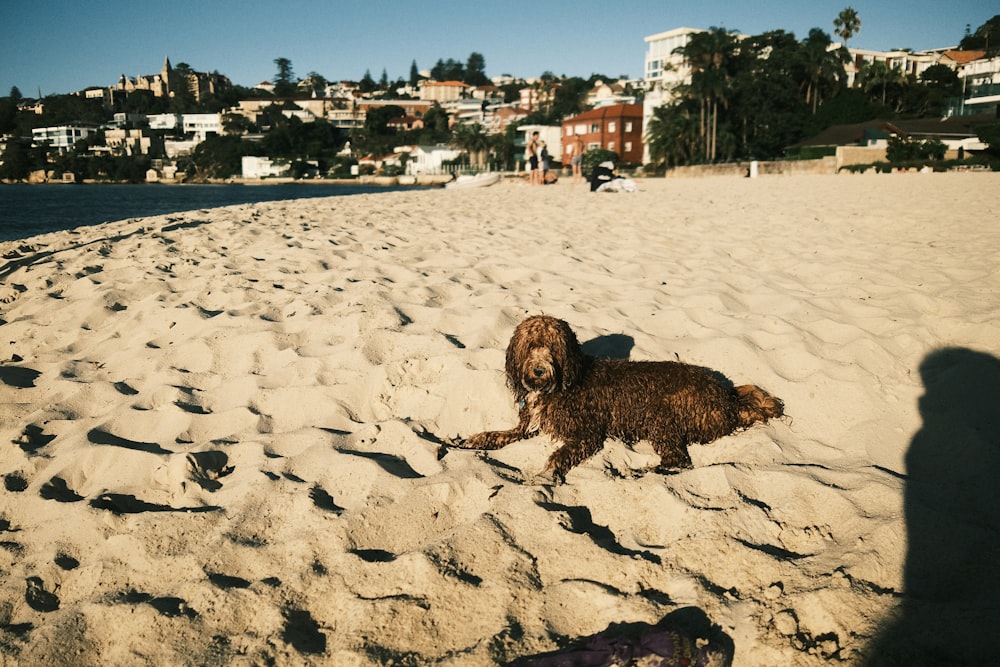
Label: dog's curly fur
xmin=459 ymin=315 xmax=784 ymax=481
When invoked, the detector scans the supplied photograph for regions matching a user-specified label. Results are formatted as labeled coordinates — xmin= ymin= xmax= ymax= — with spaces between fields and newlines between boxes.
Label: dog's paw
xmin=535 ymin=461 xmax=567 ymax=486
xmin=526 ymin=469 xmax=560 ymax=486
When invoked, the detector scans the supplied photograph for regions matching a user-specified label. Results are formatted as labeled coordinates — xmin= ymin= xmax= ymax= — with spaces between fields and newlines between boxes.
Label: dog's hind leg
xmin=652 ymin=443 xmax=693 ymax=471
xmin=649 ymin=427 xmax=694 ymax=470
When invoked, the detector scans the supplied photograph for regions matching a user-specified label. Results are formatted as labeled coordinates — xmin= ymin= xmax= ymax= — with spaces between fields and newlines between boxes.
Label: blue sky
xmin=2 ymin=0 xmax=997 ymax=97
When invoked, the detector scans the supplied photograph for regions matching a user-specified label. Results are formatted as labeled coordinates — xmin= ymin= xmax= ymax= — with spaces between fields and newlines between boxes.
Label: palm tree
xmin=645 ymin=103 xmax=700 ymax=168
xmin=675 ymin=27 xmax=738 ymax=162
xmin=833 ymin=7 xmax=861 ymax=47
xmin=857 ymin=61 xmax=906 ymax=107
xmin=799 ymin=28 xmax=848 ymax=114
xmin=451 ymin=123 xmax=491 ymax=168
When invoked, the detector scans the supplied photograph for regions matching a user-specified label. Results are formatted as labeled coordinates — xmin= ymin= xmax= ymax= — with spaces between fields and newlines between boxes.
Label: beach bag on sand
xmin=508 ymin=610 xmax=732 ymax=667
xmin=589 ymin=162 xmax=615 ymax=191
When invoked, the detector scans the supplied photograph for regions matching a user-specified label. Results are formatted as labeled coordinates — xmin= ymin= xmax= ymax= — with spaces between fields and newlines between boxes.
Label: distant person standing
xmin=538 ymin=140 xmax=550 ymax=183
xmin=527 ymin=131 xmax=541 ymax=185
xmin=570 ymin=135 xmax=584 ymax=183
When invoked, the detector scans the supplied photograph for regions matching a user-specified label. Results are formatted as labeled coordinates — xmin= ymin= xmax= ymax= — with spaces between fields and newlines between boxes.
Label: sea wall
xmin=665 ymin=156 xmax=838 ymax=178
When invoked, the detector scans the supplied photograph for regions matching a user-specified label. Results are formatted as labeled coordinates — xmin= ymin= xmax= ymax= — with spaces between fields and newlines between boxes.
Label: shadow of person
xmin=864 ymin=347 xmax=1000 ymax=666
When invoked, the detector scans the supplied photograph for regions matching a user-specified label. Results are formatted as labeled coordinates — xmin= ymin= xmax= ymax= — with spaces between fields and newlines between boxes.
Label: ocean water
xmin=0 ymin=183 xmax=416 ymax=243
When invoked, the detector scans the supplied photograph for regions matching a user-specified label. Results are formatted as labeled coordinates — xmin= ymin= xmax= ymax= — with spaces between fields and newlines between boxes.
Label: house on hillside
xmin=242 ymin=156 xmax=290 ymax=179
xmin=419 ymin=81 xmax=469 ymax=102
xmin=31 ymin=125 xmax=96 ymax=153
xmin=586 ymin=80 xmax=636 ymax=108
xmin=942 ymin=50 xmax=1000 ymax=117
xmin=398 ymin=145 xmax=463 ymax=175
xmin=561 ymin=104 xmax=644 ymax=166
xmin=113 ymin=56 xmax=230 ymax=102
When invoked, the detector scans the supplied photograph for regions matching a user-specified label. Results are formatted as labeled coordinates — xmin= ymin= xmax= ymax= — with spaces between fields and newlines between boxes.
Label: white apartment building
xmin=641 ymin=27 xmax=703 ymax=162
xmin=31 ymin=125 xmax=94 ymax=152
xmin=242 ymin=156 xmax=290 ymax=179
xmin=843 ymin=46 xmax=940 ymax=87
xmin=147 ymin=113 xmax=222 ymax=140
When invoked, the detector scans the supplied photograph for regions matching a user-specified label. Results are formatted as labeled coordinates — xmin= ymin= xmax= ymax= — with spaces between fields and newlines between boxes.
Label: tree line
xmin=643 ymin=16 xmax=995 ymax=169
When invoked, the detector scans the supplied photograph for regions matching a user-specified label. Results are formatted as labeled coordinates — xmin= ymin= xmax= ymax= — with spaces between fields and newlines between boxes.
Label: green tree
xmin=582 ymin=148 xmax=619 ymax=174
xmin=976 ymin=123 xmax=1000 ymax=157
xmin=188 ymin=134 xmax=245 ymax=179
xmin=409 ymin=60 xmax=421 ymax=87
xmin=431 ymin=58 xmax=464 ymax=82
xmin=959 ymin=15 xmax=1000 ymax=53
xmin=886 ymin=135 xmax=945 ymax=163
xmin=0 ymin=137 xmax=31 ymax=181
xmin=416 ymin=104 xmax=451 ymax=144
xmin=303 ymin=72 xmax=328 ymax=97
xmin=645 ymin=104 xmax=701 ymax=168
xmin=551 ymin=76 xmax=589 ymax=119
xmin=169 ymin=62 xmax=197 ymax=112
xmin=359 ymin=70 xmax=377 ymax=94
xmin=222 ymin=113 xmax=254 ymax=135
xmin=464 ymin=52 xmax=490 ymax=86
xmin=919 ymin=64 xmax=960 ymax=96
xmin=833 ymin=7 xmax=861 ymax=47
xmin=731 ymin=30 xmax=811 ymax=159
xmin=675 ymin=26 xmax=739 ymax=161
xmin=451 ymin=122 xmax=491 ymax=167
xmin=857 ymin=60 xmax=905 ymax=108
xmin=273 ymin=57 xmax=297 ymax=97
xmin=0 ymin=94 xmax=18 ymax=135
xmin=798 ymin=28 xmax=848 ymax=114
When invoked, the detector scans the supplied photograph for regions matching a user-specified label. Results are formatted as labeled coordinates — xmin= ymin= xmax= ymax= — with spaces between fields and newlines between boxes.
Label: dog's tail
xmin=735 ymin=385 xmax=784 ymax=427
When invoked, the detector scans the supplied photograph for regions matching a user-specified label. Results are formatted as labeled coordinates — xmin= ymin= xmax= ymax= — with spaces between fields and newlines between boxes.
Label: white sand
xmin=1 ymin=173 xmax=999 ymax=665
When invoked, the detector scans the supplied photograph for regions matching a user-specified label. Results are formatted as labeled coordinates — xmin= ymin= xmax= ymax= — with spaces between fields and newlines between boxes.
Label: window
xmin=608 ymin=141 xmax=615 ymax=151
xmin=588 ymin=142 xmax=600 ymax=151
xmin=576 ymin=124 xmax=586 ymax=135
xmin=608 ymin=121 xmax=616 ymax=132
xmin=624 ymin=141 xmax=632 ymax=153
xmin=625 ymin=121 xmax=633 ymax=133
xmin=590 ymin=123 xmax=600 ymax=133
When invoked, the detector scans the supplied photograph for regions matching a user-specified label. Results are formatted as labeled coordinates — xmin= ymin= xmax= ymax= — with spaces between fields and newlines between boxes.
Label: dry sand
xmin=1 ymin=173 xmax=998 ymax=666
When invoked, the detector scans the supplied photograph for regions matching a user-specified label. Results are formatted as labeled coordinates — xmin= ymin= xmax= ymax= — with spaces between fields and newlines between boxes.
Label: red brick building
xmin=561 ymin=103 xmax=644 ymax=166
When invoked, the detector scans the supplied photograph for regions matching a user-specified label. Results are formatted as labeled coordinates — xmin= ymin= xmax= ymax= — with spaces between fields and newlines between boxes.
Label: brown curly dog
xmin=458 ymin=315 xmax=783 ymax=482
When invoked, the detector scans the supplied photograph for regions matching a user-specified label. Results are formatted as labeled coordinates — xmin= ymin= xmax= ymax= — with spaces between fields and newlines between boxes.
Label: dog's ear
xmin=552 ymin=319 xmax=584 ymax=390
xmin=505 ymin=324 xmax=530 ymax=398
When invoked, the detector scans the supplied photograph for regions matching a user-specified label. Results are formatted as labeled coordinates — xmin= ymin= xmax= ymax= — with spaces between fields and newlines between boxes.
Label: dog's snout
xmin=532 ymin=366 xmax=546 ymax=378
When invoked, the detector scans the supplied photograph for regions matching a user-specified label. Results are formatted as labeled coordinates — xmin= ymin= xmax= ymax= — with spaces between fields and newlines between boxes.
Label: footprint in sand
xmin=0 ymin=365 xmax=41 ymax=388
xmin=24 ymin=577 xmax=60 ymax=613
xmin=187 ymin=451 xmax=234 ymax=492
xmin=4 ymin=473 xmax=29 ymax=492
xmin=15 ymin=424 xmax=56 ymax=454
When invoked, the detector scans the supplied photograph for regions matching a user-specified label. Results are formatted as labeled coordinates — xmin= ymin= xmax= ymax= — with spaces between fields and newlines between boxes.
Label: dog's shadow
xmin=581 ymin=333 xmax=634 ymax=360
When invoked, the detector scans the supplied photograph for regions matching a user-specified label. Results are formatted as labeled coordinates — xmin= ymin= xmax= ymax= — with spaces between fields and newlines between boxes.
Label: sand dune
xmin=2 ymin=173 xmax=999 ymax=665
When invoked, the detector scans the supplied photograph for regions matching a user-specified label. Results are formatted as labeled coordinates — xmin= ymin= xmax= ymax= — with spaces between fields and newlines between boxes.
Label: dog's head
xmin=505 ymin=315 xmax=584 ymax=396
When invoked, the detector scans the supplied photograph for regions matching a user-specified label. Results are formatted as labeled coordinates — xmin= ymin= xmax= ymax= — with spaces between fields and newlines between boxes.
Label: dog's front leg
xmin=458 ymin=407 xmax=534 ymax=450
xmin=544 ymin=436 xmax=604 ymax=483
